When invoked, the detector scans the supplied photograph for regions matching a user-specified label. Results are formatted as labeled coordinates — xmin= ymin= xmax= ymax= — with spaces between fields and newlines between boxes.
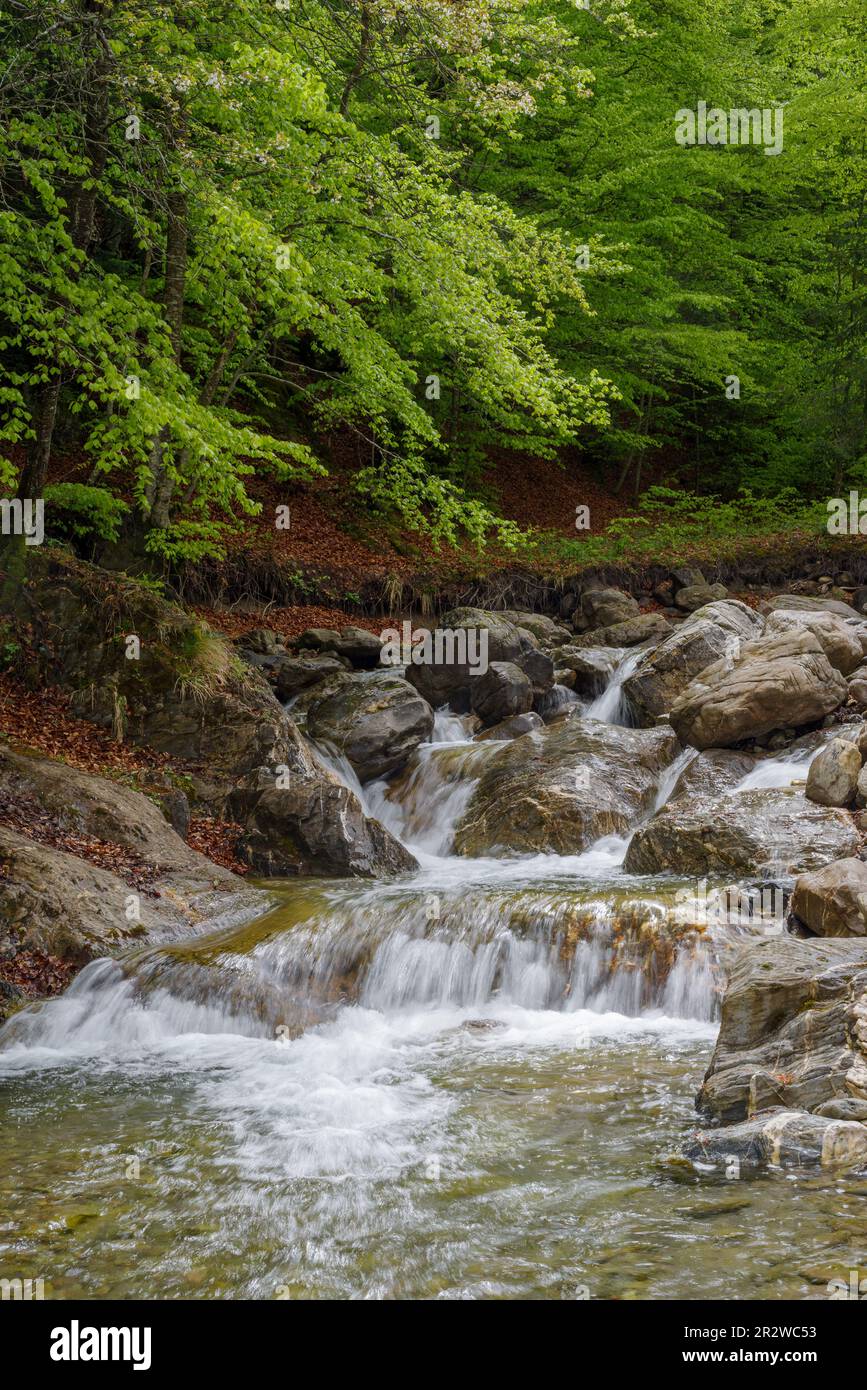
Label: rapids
xmin=0 ymin=669 xmax=850 ymax=1301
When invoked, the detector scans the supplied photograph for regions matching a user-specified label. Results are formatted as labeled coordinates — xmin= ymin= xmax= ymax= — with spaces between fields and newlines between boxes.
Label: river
xmin=1 ymin=667 xmax=861 ymax=1300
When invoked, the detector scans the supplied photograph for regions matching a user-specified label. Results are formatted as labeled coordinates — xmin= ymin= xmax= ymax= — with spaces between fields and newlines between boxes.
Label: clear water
xmin=0 ymin=700 xmax=859 ymax=1301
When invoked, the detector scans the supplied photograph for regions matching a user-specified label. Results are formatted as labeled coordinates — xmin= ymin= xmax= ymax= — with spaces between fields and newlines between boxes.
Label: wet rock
xmin=765 ymin=608 xmax=864 ymax=675
xmin=476 ymin=711 xmax=543 ymax=741
xmin=696 ymin=935 xmax=867 ymax=1123
xmin=550 ymin=645 xmax=622 ymax=696
xmin=624 ymin=786 xmax=858 ymax=877
xmin=683 ymin=1110 xmax=867 ymax=1175
xmin=669 ymin=629 xmax=847 ymax=750
xmin=469 ymin=661 xmax=533 ymax=728
xmin=575 ymin=612 xmax=672 ymax=649
xmin=623 ymin=600 xmax=762 ymax=726
xmin=306 ymin=671 xmax=434 ymax=782
xmin=674 ymin=582 xmax=728 ymax=612
xmin=272 ymin=653 xmax=347 ymax=701
xmin=791 ymin=858 xmax=867 ymax=938
xmin=668 ymin=749 xmax=757 ymax=801
xmin=227 ymin=765 xmax=417 ymax=877
xmin=578 ymin=588 xmax=639 ymax=630
xmin=454 ymin=721 xmax=678 ymax=856
xmin=805 ymin=737 xmax=862 ymax=807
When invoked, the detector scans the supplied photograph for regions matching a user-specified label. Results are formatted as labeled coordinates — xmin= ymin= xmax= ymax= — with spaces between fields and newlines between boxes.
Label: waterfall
xmin=585 ymin=646 xmax=645 ymax=725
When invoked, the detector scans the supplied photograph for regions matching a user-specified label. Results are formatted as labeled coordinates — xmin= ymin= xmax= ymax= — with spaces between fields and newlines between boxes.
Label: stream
xmin=1 ymin=659 xmax=862 ymax=1301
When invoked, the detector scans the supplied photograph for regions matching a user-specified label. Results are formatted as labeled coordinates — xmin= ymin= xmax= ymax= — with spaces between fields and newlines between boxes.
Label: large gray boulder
xmin=226 ymin=764 xmax=417 ymax=877
xmin=805 ymin=737 xmax=862 ymax=807
xmin=454 ymin=720 xmax=678 ymax=856
xmin=622 ymin=600 xmax=762 ymax=726
xmin=669 ymin=628 xmax=847 ymax=750
xmin=577 ymin=588 xmax=639 ymax=630
xmin=762 ymin=593 xmax=857 ymax=619
xmin=403 ymin=608 xmax=552 ymax=710
xmin=791 ymin=858 xmax=867 ymax=938
xmin=296 ymin=626 xmax=384 ymax=668
xmin=272 ymin=653 xmax=347 ymax=701
xmin=624 ymin=786 xmax=859 ymax=877
xmin=674 ymin=581 xmax=728 ymax=612
xmin=695 ymin=935 xmax=867 ymax=1125
xmin=574 ymin=612 xmax=672 ymax=649
xmin=498 ymin=611 xmax=572 ymax=646
xmin=307 ymin=671 xmax=434 ymax=782
xmin=765 ymin=608 xmax=864 ymax=675
xmin=469 ymin=661 xmax=533 ymax=727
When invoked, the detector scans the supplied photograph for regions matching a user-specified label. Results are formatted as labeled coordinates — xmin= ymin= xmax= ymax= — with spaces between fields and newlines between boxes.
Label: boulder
xmin=683 ymin=1110 xmax=867 ymax=1175
xmin=469 ymin=661 xmax=533 ymax=728
xmin=0 ymin=746 xmax=211 ymax=876
xmin=296 ymin=626 xmax=383 ymax=668
xmin=849 ymin=668 xmax=867 ymax=705
xmin=307 ymin=671 xmax=434 ymax=782
xmin=226 ymin=766 xmax=417 ymax=877
xmin=238 ymin=628 xmax=283 ymax=656
xmin=0 ymin=825 xmax=244 ymax=973
xmin=765 ymin=608 xmax=863 ymax=675
xmin=791 ymin=859 xmax=867 ymax=938
xmin=550 ymin=645 xmax=622 ymax=696
xmin=272 ymin=653 xmax=347 ymax=702
xmin=404 ymin=609 xmax=550 ymax=711
xmin=669 ymin=628 xmax=847 ymax=750
xmin=578 ymin=588 xmax=639 ymax=630
xmin=695 ymin=935 xmax=867 ymax=1125
xmin=454 ymin=721 xmax=678 ymax=857
xmin=476 ymin=711 xmax=543 ymax=742
xmin=762 ymin=593 xmax=856 ymax=619
xmin=805 ymin=737 xmax=862 ymax=807
xmin=0 ymin=550 xmax=416 ymax=881
xmin=622 ymin=600 xmax=762 ymax=726
xmin=667 ymin=749 xmax=757 ymax=801
xmin=574 ymin=612 xmax=672 ymax=649
xmin=624 ymin=786 xmax=859 ymax=877
xmin=498 ymin=611 xmax=572 ymax=645
xmin=674 ymin=581 xmax=728 ymax=612
xmin=671 ymin=566 xmax=706 ymax=592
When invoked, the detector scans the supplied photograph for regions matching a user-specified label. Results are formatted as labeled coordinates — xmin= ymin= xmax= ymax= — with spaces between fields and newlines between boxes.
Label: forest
xmin=1 ymin=0 xmax=864 ymax=573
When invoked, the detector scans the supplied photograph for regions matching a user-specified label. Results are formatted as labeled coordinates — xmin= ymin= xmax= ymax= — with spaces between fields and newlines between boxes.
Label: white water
xmin=2 ymin=649 xmax=790 ymax=1299
xmin=585 ymin=645 xmax=645 ymax=724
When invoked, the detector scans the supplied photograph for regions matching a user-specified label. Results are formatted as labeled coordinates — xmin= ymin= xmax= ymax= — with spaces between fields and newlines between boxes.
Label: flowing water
xmin=0 ymin=692 xmax=860 ymax=1301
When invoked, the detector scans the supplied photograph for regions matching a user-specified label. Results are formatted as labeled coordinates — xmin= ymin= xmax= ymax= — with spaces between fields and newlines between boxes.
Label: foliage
xmin=0 ymin=0 xmax=863 ymax=561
